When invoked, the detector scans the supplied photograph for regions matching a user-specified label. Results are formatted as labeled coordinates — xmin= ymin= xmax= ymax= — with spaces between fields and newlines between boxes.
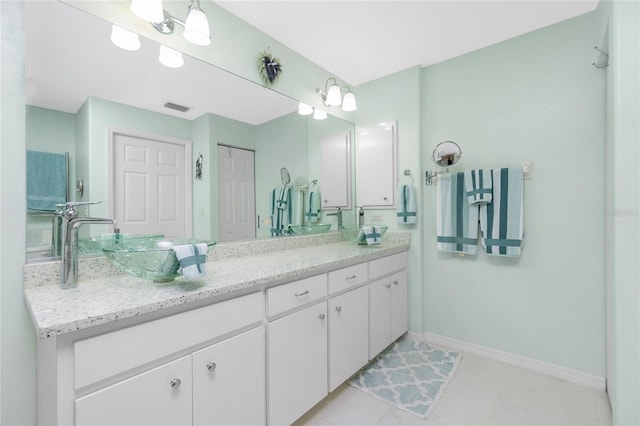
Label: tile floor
xmin=294 ymin=350 xmax=612 ymax=426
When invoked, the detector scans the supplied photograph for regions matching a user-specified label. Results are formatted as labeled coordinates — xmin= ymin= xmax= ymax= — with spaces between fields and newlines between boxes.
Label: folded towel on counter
xmin=396 ymin=184 xmax=417 ymax=224
xmin=270 ymin=187 xmax=293 ymax=236
xmin=305 ymin=186 xmax=321 ymax=223
xmin=436 ymin=172 xmax=479 ymax=255
xmin=172 ymin=243 xmax=208 ymax=280
xmin=361 ymin=225 xmax=382 ymax=245
xmin=464 ymin=169 xmax=493 ymax=205
xmin=480 ymin=168 xmax=524 ymax=257
xmin=27 ymin=150 xmax=67 ymax=211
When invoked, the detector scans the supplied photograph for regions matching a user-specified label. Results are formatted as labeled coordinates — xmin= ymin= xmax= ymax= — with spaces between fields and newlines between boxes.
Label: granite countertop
xmin=24 ymin=233 xmax=410 ymax=339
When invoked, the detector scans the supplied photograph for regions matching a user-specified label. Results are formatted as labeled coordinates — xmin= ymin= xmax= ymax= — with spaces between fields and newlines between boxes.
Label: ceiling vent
xmin=164 ymin=102 xmax=190 ymax=113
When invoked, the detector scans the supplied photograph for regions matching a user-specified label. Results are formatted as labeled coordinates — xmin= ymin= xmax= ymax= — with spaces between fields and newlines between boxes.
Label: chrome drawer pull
xmin=206 ymin=362 xmax=217 ymax=372
xmin=295 ymin=290 xmax=309 ymax=297
xmin=170 ymin=378 xmax=181 ymax=390
xmin=346 ymin=274 xmax=357 ymax=280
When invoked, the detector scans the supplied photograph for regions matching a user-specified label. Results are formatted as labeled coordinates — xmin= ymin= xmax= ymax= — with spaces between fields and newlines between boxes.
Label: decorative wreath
xmin=258 ymin=49 xmax=283 ymax=86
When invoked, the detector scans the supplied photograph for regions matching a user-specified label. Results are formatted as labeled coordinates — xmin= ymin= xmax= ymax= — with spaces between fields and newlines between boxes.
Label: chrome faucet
xmin=60 ymin=201 xmax=115 ymax=289
xmin=326 ymin=207 xmax=343 ymax=228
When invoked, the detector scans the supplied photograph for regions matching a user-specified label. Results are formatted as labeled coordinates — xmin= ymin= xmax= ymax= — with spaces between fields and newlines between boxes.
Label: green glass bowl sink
xmin=78 ymin=233 xmax=164 ymax=255
xmin=288 ymin=223 xmax=332 ymax=235
xmin=102 ymin=238 xmax=216 ymax=282
xmin=340 ymin=225 xmax=388 ymax=244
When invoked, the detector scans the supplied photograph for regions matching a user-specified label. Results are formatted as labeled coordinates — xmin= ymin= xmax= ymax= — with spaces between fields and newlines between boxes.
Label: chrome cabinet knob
xmin=335 ymin=306 xmax=342 ymax=312
xmin=170 ymin=378 xmax=181 ymax=389
xmin=393 ymin=280 xmax=399 ymax=286
xmin=386 ymin=283 xmax=392 ymax=288
xmin=206 ymin=362 xmax=216 ymax=371
xmin=318 ymin=313 xmax=326 ymax=320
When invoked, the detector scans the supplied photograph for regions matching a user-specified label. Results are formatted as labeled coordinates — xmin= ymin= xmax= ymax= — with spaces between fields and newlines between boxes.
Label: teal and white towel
xmin=464 ymin=169 xmax=493 ymax=205
xmin=270 ymin=187 xmax=293 ymax=236
xmin=361 ymin=225 xmax=382 ymax=245
xmin=27 ymin=150 xmax=67 ymax=211
xmin=480 ymin=168 xmax=524 ymax=257
xmin=172 ymin=243 xmax=208 ymax=280
xmin=396 ymin=184 xmax=417 ymax=224
xmin=436 ymin=172 xmax=479 ymax=255
xmin=305 ymin=185 xmax=321 ymax=223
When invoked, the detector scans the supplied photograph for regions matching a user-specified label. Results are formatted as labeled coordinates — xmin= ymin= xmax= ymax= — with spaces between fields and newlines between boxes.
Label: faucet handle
xmin=63 ymin=201 xmax=103 ymax=219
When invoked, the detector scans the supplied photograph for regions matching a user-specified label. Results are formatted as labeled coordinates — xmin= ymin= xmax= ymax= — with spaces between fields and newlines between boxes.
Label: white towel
xmin=396 ymin=184 xmax=417 ymax=224
xmin=436 ymin=172 xmax=479 ymax=255
xmin=270 ymin=187 xmax=292 ymax=236
xmin=172 ymin=243 xmax=208 ymax=280
xmin=305 ymin=186 xmax=321 ymax=223
xmin=360 ymin=225 xmax=382 ymax=245
xmin=464 ymin=169 xmax=493 ymax=205
xmin=480 ymin=168 xmax=524 ymax=257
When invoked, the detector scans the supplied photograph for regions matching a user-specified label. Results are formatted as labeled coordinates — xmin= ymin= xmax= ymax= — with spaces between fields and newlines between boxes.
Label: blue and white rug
xmin=349 ymin=338 xmax=461 ymax=419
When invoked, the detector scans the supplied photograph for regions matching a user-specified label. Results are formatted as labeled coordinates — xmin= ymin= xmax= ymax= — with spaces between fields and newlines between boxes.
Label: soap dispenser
xmin=358 ymin=207 xmax=365 ymax=226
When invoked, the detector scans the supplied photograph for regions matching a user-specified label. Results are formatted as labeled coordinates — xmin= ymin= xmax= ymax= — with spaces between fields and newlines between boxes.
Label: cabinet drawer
xmin=74 ymin=292 xmax=262 ymax=389
xmin=267 ymin=274 xmax=327 ymax=317
xmin=368 ymin=251 xmax=408 ymax=280
xmin=328 ymin=263 xmax=368 ymax=295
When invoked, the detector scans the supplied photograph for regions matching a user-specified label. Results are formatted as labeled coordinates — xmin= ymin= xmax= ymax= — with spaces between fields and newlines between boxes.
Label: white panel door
xmin=113 ymin=132 xmax=191 ymax=238
xmin=320 ymin=132 xmax=351 ymax=209
xmin=217 ymin=145 xmax=256 ymax=241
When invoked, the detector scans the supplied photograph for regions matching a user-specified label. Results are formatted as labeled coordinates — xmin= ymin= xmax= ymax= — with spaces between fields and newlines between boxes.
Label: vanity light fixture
xmin=298 ymin=102 xmax=314 ymax=116
xmin=316 ymin=77 xmax=357 ymax=111
xmin=158 ymin=45 xmax=184 ymax=68
xmin=110 ymin=25 xmax=141 ymax=51
xmin=313 ymin=109 xmax=328 ymax=120
xmin=130 ymin=0 xmax=165 ymax=23
xmin=149 ymin=0 xmax=212 ymax=46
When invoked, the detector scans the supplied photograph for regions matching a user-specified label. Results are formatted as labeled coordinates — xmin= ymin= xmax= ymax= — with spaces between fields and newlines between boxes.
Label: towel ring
xmin=398 ymin=169 xmax=414 ymax=186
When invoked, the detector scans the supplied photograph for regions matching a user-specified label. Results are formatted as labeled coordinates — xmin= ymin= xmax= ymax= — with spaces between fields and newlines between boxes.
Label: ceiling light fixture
xmin=159 ymin=45 xmax=184 ymax=68
xmin=316 ymin=77 xmax=357 ymax=111
xmin=149 ymin=0 xmax=212 ymax=46
xmin=110 ymin=25 xmax=141 ymax=51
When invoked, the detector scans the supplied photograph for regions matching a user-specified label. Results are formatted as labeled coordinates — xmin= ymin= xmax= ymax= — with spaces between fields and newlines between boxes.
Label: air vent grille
xmin=164 ymin=102 xmax=190 ymax=113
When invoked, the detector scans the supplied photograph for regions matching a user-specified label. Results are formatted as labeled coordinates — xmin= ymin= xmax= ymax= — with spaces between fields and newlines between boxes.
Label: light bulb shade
xmin=130 ymin=0 xmax=165 ymax=23
xmin=183 ymin=7 xmax=211 ymax=46
xmin=341 ymin=91 xmax=357 ymax=111
xmin=159 ymin=45 xmax=184 ymax=68
xmin=325 ymin=83 xmax=342 ymax=106
xmin=313 ymin=109 xmax=328 ymax=120
xmin=110 ymin=25 xmax=141 ymax=51
xmin=298 ymin=103 xmax=313 ymax=116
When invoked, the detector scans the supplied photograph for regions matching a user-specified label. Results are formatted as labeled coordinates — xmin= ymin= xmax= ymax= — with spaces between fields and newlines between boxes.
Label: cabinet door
xmin=75 ymin=356 xmax=192 ymax=426
xmin=390 ymin=270 xmax=408 ymax=341
xmin=328 ymin=286 xmax=369 ymax=392
xmin=268 ymin=302 xmax=328 ymax=426
xmin=356 ymin=123 xmax=396 ymax=207
xmin=192 ymin=327 xmax=265 ymax=426
xmin=320 ymin=132 xmax=351 ymax=209
xmin=368 ymin=278 xmax=392 ymax=359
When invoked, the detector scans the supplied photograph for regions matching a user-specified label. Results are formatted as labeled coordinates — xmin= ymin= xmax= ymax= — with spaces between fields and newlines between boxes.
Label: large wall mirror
xmin=25 ymin=1 xmax=354 ymax=261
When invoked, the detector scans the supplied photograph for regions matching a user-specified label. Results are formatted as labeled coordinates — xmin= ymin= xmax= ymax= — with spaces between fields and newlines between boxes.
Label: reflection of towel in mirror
xmin=480 ymin=168 xmax=524 ymax=257
xmin=436 ymin=172 xmax=478 ymax=255
xmin=172 ymin=243 xmax=208 ymax=280
xmin=305 ymin=186 xmax=321 ymax=223
xmin=270 ymin=187 xmax=292 ymax=236
xmin=464 ymin=169 xmax=493 ymax=205
xmin=361 ymin=225 xmax=382 ymax=245
xmin=27 ymin=150 xmax=67 ymax=211
xmin=396 ymin=184 xmax=417 ymax=224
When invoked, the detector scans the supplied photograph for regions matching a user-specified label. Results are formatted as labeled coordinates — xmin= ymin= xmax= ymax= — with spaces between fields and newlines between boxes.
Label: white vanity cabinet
xmin=368 ymin=252 xmax=409 ymax=358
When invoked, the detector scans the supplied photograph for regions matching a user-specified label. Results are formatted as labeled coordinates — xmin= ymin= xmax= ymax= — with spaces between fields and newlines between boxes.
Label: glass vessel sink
xmin=288 ymin=223 xmax=332 ymax=235
xmin=78 ymin=233 xmax=164 ymax=255
xmin=340 ymin=225 xmax=388 ymax=245
xmin=102 ymin=238 xmax=216 ymax=282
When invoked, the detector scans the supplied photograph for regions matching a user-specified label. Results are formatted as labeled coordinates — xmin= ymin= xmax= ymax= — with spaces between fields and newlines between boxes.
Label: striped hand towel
xmin=305 ymin=187 xmax=321 ymax=223
xmin=464 ymin=169 xmax=493 ymax=205
xmin=172 ymin=243 xmax=208 ymax=280
xmin=480 ymin=168 xmax=524 ymax=257
xmin=270 ymin=187 xmax=292 ymax=236
xmin=396 ymin=184 xmax=417 ymax=224
xmin=361 ymin=225 xmax=382 ymax=245
xmin=436 ymin=172 xmax=479 ymax=255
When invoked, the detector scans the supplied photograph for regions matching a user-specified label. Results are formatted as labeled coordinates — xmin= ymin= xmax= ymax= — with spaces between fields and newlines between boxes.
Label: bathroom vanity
xmin=25 ymin=232 xmax=410 ymax=426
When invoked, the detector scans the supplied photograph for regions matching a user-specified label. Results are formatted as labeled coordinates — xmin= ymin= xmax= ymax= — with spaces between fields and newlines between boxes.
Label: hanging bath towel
xmin=480 ymin=168 xmax=524 ymax=257
xmin=305 ymin=184 xmax=321 ymax=223
xmin=464 ymin=169 xmax=492 ymax=205
xmin=27 ymin=150 xmax=67 ymax=211
xmin=396 ymin=184 xmax=417 ymax=224
xmin=436 ymin=172 xmax=478 ymax=255
xmin=270 ymin=187 xmax=292 ymax=236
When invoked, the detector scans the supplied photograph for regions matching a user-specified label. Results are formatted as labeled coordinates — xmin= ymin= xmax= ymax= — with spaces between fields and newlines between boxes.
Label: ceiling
xmin=216 ymin=0 xmax=600 ymax=86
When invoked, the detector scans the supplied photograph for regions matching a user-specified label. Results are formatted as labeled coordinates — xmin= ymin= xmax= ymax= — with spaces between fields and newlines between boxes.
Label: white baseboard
xmin=408 ymin=331 xmax=606 ymax=391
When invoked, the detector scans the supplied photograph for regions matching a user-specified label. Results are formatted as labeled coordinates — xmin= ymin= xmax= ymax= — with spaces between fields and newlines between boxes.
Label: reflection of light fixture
xmin=159 ymin=45 xmax=184 ymax=68
xmin=110 ymin=25 xmax=141 ymax=51
xmin=313 ymin=109 xmax=327 ymax=120
xmin=316 ymin=77 xmax=357 ymax=111
xmin=130 ymin=0 xmax=164 ymax=23
xmin=298 ymin=103 xmax=313 ymax=116
xmin=150 ymin=0 xmax=212 ymax=46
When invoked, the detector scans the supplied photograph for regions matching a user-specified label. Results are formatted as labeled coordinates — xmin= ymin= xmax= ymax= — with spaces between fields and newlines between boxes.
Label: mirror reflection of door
xmin=111 ymin=130 xmax=192 ymax=239
xmin=217 ymin=145 xmax=256 ymax=242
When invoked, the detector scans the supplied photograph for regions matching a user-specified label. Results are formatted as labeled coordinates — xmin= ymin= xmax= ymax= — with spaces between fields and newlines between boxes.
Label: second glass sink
xmin=340 ymin=225 xmax=388 ymax=244
xmin=288 ymin=223 xmax=332 ymax=235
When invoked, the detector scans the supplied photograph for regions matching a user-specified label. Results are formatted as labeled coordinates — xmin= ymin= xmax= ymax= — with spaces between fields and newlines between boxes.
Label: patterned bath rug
xmin=349 ymin=338 xmax=461 ymax=419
